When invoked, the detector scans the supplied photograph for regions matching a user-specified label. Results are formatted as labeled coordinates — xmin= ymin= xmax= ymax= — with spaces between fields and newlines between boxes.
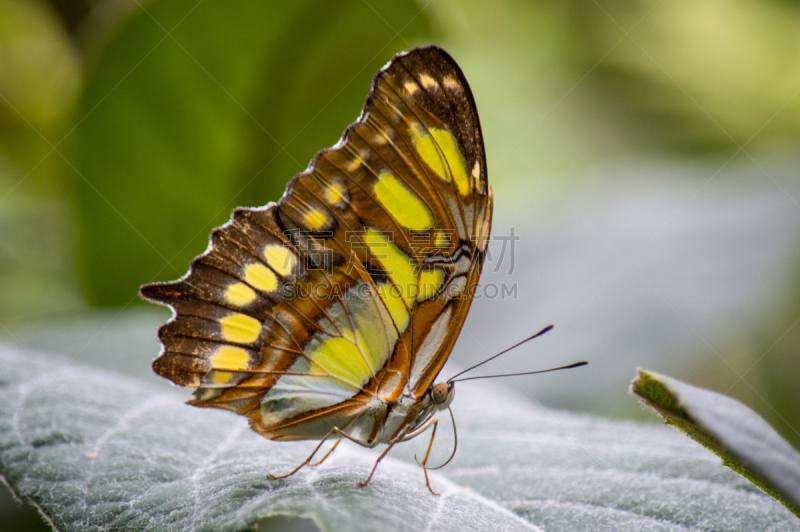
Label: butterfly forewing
xmin=141 ymin=46 xmax=491 ymax=442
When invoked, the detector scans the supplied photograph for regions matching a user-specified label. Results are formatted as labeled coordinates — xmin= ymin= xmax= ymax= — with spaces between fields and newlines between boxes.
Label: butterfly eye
xmin=431 ymin=382 xmax=449 ymax=405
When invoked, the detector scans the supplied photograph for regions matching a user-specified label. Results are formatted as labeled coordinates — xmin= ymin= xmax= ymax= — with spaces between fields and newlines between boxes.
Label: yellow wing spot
xmin=404 ymin=80 xmax=421 ymax=96
xmin=419 ymin=73 xmax=438 ymax=91
xmin=309 ymin=332 xmax=372 ymax=388
xmin=210 ymin=345 xmax=250 ymax=371
xmin=442 ymin=75 xmax=462 ymax=94
xmin=244 ymin=263 xmax=278 ymax=293
xmin=225 ymin=282 xmax=256 ymax=307
xmin=323 ymin=181 xmax=349 ymax=208
xmin=418 ymin=268 xmax=445 ymax=301
xmin=302 ymin=206 xmax=332 ymax=231
xmin=374 ymin=171 xmax=433 ymax=231
xmin=346 ymin=147 xmax=369 ymax=172
xmin=412 ymin=125 xmax=469 ymax=196
xmin=364 ymin=228 xmax=417 ymax=304
xmin=264 ymin=245 xmax=296 ymax=276
xmin=209 ymin=370 xmax=235 ymax=386
xmin=346 ymin=158 xmax=363 ymax=172
xmin=434 ymin=229 xmax=450 ymax=248
xmin=220 ymin=313 xmax=261 ymax=344
xmin=377 ymin=283 xmax=410 ymax=333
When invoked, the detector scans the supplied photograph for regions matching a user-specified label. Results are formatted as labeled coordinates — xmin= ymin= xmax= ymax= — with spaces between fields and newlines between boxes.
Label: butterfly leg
xmin=412 ymin=418 xmax=441 ymax=496
xmin=267 ymin=427 xmax=345 ymax=480
xmin=308 ymin=439 xmax=341 ymax=467
xmin=268 ymin=427 xmax=374 ymax=480
xmin=357 ymin=426 xmax=410 ymax=488
xmin=402 ymin=415 xmax=437 ymax=441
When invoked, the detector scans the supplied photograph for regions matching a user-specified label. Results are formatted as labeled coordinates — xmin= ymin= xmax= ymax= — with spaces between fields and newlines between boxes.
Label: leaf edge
xmin=631 ymin=368 xmax=800 ymax=519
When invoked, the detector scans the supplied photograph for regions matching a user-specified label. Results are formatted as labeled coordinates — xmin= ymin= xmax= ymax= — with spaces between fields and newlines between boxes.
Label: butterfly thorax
xmin=367 ymin=381 xmax=454 ymax=445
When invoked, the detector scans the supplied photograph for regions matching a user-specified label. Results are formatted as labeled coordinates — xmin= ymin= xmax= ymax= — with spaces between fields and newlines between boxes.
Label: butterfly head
xmin=430 ymin=381 xmax=455 ymax=411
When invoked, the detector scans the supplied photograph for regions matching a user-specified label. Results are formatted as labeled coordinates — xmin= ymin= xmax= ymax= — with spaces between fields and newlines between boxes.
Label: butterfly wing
xmin=141 ymin=45 xmax=491 ymax=442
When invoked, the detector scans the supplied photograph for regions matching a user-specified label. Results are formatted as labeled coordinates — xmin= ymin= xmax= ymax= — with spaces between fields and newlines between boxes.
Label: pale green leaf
xmin=1 ymin=313 xmax=798 ymax=531
xmin=633 ymin=369 xmax=800 ymax=518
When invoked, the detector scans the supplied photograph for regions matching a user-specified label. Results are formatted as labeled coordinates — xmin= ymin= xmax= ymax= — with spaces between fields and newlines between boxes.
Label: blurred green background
xmin=2 ymin=0 xmax=800 ymax=528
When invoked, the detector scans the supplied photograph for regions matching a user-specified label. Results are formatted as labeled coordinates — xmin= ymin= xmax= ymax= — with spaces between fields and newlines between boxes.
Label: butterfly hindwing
xmin=141 ymin=45 xmax=491 ymax=442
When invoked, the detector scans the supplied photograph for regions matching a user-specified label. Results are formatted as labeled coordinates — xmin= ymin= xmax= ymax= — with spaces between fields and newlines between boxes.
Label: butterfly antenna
xmin=446 ymin=324 xmax=554 ymax=383
xmin=448 ymin=361 xmax=588 ymax=383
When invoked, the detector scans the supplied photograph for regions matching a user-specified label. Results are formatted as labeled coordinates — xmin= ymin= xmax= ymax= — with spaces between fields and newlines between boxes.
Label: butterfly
xmin=141 ymin=45 xmax=492 ymax=494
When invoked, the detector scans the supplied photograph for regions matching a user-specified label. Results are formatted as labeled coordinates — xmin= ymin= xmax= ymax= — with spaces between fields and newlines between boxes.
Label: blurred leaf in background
xmin=0 ymin=0 xmax=83 ymax=326
xmin=0 ymin=160 xmax=82 ymax=323
xmin=0 ymin=0 xmax=81 ymax=171
xmin=573 ymin=0 xmax=800 ymax=152
xmin=424 ymin=0 xmax=800 ymax=452
xmin=72 ymin=0 xmax=432 ymax=306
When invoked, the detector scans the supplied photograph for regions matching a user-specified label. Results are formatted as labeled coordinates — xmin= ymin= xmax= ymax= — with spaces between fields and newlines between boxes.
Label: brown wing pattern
xmin=141 ymin=46 xmax=491 ymax=441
